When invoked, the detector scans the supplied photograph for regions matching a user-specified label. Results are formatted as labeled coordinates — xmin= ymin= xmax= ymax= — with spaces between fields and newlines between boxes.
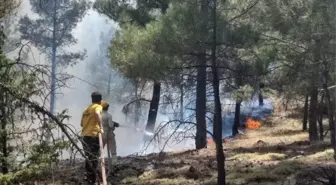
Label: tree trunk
xmin=232 ymin=101 xmax=241 ymax=136
xmin=0 ymin=119 xmax=8 ymax=174
xmin=233 ymin=62 xmax=242 ymax=137
xmin=258 ymin=91 xmax=264 ymax=106
xmin=134 ymin=81 xmax=141 ymax=127
xmin=0 ymin=94 xmax=8 ymax=174
xmin=195 ymin=55 xmax=207 ymax=149
xmin=47 ymin=0 xmax=58 ymax=143
xmin=180 ymin=76 xmax=184 ymax=121
xmin=324 ymin=88 xmax=336 ymax=161
xmin=107 ymin=70 xmax=112 ymax=97
xmin=308 ymin=88 xmax=319 ymax=142
xmin=211 ymin=0 xmax=226 ymax=184
xmin=50 ymin=0 xmax=57 ymax=114
xmin=318 ymin=94 xmax=324 ymax=140
xmin=145 ymin=82 xmax=161 ymax=134
xmin=321 ymin=59 xmax=335 ymax=160
xmin=195 ymin=0 xmax=208 ymax=149
xmin=302 ymin=94 xmax=309 ymax=131
xmin=258 ymin=82 xmax=264 ymax=106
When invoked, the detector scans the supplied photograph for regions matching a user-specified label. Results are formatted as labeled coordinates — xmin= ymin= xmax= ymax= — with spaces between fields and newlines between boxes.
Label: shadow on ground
xmin=231 ymin=140 xmax=331 ymax=159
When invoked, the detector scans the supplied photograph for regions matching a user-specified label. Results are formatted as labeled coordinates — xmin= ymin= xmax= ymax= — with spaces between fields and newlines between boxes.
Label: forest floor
xmin=31 ymin=108 xmax=334 ymax=185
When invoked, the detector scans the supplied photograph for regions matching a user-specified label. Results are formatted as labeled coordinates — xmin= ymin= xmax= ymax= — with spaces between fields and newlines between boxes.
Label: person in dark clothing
xmin=82 ymin=137 xmax=99 ymax=184
xmin=80 ymin=92 xmax=104 ymax=184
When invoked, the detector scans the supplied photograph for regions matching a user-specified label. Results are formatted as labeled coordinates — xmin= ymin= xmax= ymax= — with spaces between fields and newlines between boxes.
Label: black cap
xmin=91 ymin=91 xmax=102 ymax=102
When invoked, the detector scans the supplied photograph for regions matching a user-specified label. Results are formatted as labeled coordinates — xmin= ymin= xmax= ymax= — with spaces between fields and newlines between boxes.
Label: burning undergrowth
xmin=140 ymin=99 xmax=271 ymax=152
xmin=206 ymin=98 xmax=273 ymax=141
xmin=245 ymin=117 xmax=261 ymax=129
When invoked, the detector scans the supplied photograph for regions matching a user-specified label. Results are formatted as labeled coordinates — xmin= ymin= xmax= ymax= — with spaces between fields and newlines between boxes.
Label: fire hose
xmin=100 ymin=121 xmax=154 ymax=184
xmin=99 ymin=132 xmax=107 ymax=185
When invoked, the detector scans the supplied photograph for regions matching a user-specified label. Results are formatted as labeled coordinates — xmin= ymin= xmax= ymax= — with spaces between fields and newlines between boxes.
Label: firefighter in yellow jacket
xmin=80 ymin=92 xmax=104 ymax=184
xmin=101 ymin=101 xmax=119 ymax=175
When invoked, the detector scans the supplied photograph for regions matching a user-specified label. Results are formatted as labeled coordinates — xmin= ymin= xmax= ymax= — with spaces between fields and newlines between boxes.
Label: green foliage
xmin=0 ymin=0 xmax=20 ymax=20
xmin=0 ymin=4 xmax=84 ymax=184
xmin=231 ymin=85 xmax=253 ymax=102
xmin=95 ymin=0 xmax=180 ymax=82
xmin=26 ymin=139 xmax=70 ymax=166
xmin=0 ymin=164 xmax=49 ymax=185
xmin=0 ymin=29 xmax=70 ymax=176
xmin=19 ymin=0 xmax=90 ymax=67
xmin=110 ymin=22 xmax=177 ymax=81
xmin=0 ymin=27 xmax=5 ymax=51
xmin=94 ymin=0 xmax=169 ymax=27
xmin=107 ymin=0 xmax=211 ymax=82
xmin=253 ymin=0 xmax=336 ymax=92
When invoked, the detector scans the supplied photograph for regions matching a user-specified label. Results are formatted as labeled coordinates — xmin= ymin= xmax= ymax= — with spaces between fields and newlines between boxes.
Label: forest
xmin=0 ymin=0 xmax=335 ymax=185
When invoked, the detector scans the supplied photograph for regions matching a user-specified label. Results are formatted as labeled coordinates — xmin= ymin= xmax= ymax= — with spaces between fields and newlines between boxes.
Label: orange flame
xmin=246 ymin=117 xmax=261 ymax=129
xmin=207 ymin=138 xmax=215 ymax=145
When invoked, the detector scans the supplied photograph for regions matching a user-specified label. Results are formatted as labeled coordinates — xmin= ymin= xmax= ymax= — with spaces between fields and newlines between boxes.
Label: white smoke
xmin=5 ymin=0 xmax=208 ymax=160
xmin=56 ymin=7 xmax=195 ymax=157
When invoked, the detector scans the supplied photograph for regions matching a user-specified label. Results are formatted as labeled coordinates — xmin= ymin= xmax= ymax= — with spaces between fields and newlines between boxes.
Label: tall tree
xmin=251 ymin=0 xmax=335 ymax=146
xmin=109 ymin=22 xmax=176 ymax=133
xmin=232 ymin=63 xmax=242 ymax=136
xmin=0 ymin=2 xmax=91 ymax=178
xmin=94 ymin=0 xmax=170 ymax=134
xmin=19 ymin=0 xmax=89 ymax=114
xmin=86 ymin=28 xmax=146 ymax=126
xmin=309 ymin=87 xmax=319 ymax=141
xmin=0 ymin=28 xmax=55 ymax=174
xmin=302 ymin=94 xmax=309 ymax=131
xmin=194 ymin=0 xmax=209 ymax=149
xmin=210 ymin=0 xmax=225 ymax=184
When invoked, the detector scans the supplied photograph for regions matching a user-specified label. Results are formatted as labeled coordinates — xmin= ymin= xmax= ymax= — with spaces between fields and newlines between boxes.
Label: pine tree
xmin=94 ymin=0 xmax=170 ymax=134
xmin=19 ymin=0 xmax=89 ymax=114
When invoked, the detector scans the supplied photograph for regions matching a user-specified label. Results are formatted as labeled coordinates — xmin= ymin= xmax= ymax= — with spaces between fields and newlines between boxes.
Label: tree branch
xmin=0 ymin=81 xmax=85 ymax=159
xmin=122 ymin=98 xmax=151 ymax=114
xmin=228 ymin=0 xmax=260 ymax=22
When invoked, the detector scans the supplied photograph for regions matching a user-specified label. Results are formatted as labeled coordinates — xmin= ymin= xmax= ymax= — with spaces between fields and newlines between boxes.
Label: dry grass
xmin=221 ymin=108 xmax=333 ymax=185
xmin=110 ymin=111 xmax=332 ymax=185
xmin=29 ymin=104 xmax=334 ymax=185
xmin=122 ymin=176 xmax=198 ymax=185
xmin=225 ymin=159 xmax=306 ymax=184
xmin=225 ymin=116 xmax=309 ymax=150
xmin=228 ymin=152 xmax=287 ymax=161
xmin=294 ymin=149 xmax=334 ymax=162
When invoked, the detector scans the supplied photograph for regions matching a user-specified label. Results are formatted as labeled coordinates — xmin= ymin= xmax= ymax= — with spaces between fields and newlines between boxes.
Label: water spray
xmin=115 ymin=122 xmax=155 ymax=143
xmin=117 ymin=123 xmax=154 ymax=137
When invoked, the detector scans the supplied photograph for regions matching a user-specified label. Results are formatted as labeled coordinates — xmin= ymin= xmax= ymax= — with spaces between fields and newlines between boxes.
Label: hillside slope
xmin=12 ymin=108 xmax=334 ymax=185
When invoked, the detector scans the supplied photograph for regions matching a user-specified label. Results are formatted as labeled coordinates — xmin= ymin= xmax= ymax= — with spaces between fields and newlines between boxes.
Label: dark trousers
xmin=82 ymin=136 xmax=99 ymax=184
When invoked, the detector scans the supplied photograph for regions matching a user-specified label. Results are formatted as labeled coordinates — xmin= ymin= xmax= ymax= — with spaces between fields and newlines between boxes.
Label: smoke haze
xmin=5 ymin=0 xmax=273 ymax=160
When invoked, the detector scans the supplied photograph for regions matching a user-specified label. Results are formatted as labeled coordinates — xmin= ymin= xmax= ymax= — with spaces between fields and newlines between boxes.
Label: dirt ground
xmin=31 ymin=108 xmax=334 ymax=185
